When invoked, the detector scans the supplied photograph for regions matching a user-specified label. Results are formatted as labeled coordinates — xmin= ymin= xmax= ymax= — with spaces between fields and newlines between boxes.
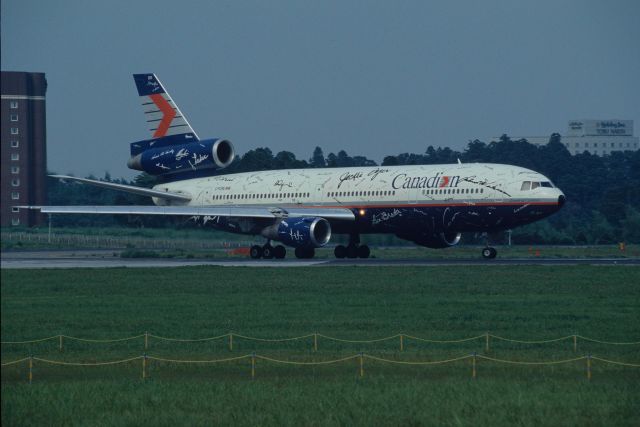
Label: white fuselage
xmin=152 ymin=163 xmax=564 ymax=210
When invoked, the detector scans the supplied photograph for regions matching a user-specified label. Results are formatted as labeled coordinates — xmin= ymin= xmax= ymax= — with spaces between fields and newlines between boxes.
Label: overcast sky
xmin=3 ymin=0 xmax=639 ymax=179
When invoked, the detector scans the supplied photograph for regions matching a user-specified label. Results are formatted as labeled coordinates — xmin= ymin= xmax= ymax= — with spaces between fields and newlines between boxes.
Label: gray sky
xmin=3 ymin=0 xmax=639 ymax=179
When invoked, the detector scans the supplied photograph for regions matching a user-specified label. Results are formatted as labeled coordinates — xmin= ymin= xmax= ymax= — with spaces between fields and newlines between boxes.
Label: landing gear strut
xmin=250 ymin=242 xmax=287 ymax=259
xmin=334 ymin=234 xmax=370 ymax=259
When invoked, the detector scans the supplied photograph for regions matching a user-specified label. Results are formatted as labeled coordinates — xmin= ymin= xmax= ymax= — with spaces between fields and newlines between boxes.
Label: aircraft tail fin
xmin=127 ymin=74 xmax=234 ymax=179
xmin=133 ymin=73 xmax=199 ymax=140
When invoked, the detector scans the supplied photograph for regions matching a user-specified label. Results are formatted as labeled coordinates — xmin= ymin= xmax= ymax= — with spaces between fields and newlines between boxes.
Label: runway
xmin=2 ymin=250 xmax=638 ymax=269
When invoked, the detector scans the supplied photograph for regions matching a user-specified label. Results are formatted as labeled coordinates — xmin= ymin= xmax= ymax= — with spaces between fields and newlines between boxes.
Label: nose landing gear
xmin=481 ymin=247 xmax=497 ymax=259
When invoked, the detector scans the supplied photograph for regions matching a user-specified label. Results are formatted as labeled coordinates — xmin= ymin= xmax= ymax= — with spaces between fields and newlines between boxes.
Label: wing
xmin=49 ymin=175 xmax=191 ymax=202
xmin=18 ymin=205 xmax=355 ymax=221
xmin=40 ymin=175 xmax=355 ymax=221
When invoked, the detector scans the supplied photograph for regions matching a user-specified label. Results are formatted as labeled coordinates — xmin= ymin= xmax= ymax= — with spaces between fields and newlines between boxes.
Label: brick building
xmin=1 ymin=71 xmax=47 ymax=227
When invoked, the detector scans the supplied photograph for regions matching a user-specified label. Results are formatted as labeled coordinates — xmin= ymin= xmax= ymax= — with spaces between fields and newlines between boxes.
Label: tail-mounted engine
xmin=127 ymin=138 xmax=234 ymax=176
xmin=261 ymin=217 xmax=332 ymax=248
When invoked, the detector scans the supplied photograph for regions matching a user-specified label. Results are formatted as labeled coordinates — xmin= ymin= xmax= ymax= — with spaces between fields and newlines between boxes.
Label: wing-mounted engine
xmin=261 ymin=217 xmax=332 ymax=248
xmin=396 ymin=231 xmax=461 ymax=249
xmin=127 ymin=138 xmax=234 ymax=176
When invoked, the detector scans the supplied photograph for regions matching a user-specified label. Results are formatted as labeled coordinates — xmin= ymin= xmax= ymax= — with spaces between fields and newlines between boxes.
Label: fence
xmin=2 ymin=332 xmax=639 ymax=353
xmin=2 ymin=352 xmax=638 ymax=383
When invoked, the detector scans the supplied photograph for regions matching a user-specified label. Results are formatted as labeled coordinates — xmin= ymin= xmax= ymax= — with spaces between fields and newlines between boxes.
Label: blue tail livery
xmin=128 ymin=74 xmax=234 ymax=176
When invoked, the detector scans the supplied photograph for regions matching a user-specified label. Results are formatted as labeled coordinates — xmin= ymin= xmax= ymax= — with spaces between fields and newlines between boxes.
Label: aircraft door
xmin=408 ymin=186 xmax=421 ymax=204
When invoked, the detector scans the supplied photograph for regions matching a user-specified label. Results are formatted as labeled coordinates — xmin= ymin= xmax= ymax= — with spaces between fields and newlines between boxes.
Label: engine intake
xmin=262 ymin=217 xmax=332 ymax=248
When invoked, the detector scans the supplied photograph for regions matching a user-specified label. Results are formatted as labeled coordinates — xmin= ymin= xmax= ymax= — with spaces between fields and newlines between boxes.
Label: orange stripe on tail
xmin=149 ymin=94 xmax=176 ymax=138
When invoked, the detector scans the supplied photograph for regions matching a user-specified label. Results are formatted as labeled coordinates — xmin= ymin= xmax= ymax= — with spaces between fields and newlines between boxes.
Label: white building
xmin=497 ymin=119 xmax=639 ymax=156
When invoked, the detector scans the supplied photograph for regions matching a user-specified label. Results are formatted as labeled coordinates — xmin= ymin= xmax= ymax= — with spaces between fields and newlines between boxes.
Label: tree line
xmin=47 ymin=134 xmax=640 ymax=244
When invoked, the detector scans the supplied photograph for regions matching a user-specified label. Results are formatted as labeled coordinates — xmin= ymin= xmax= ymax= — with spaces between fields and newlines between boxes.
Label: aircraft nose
xmin=558 ymin=194 xmax=566 ymax=208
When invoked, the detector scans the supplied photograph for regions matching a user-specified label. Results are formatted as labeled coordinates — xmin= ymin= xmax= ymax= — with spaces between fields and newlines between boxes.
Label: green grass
xmin=2 ymin=266 xmax=640 ymax=426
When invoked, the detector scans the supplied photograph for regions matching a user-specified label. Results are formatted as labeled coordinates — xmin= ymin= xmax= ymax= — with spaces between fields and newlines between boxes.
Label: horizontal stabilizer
xmin=49 ymin=175 xmax=191 ymax=202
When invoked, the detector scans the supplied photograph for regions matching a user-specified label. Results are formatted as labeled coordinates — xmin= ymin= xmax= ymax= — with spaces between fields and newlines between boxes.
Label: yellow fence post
xmin=587 ymin=354 xmax=591 ymax=381
xmin=144 ymin=332 xmax=148 ymax=351
xmin=485 ymin=332 xmax=490 ymax=352
xmin=314 ymin=333 xmax=318 ymax=352
xmin=400 ymin=334 xmax=404 ymax=352
xmin=142 ymin=354 xmax=147 ymax=380
xmin=472 ymin=352 xmax=477 ymax=379
xmin=359 ymin=353 xmax=364 ymax=378
xmin=229 ymin=333 xmax=233 ymax=351
xmin=28 ymin=356 xmax=33 ymax=384
xmin=59 ymin=335 xmax=63 ymax=352
xmin=573 ymin=335 xmax=577 ymax=352
xmin=251 ymin=352 xmax=256 ymax=379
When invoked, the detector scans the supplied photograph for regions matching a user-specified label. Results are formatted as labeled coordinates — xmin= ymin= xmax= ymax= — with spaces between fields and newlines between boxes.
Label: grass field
xmin=2 ymin=266 xmax=639 ymax=426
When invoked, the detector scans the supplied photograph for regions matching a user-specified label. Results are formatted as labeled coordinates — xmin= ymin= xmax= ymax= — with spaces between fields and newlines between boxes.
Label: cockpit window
xmin=522 ymin=181 xmax=554 ymax=191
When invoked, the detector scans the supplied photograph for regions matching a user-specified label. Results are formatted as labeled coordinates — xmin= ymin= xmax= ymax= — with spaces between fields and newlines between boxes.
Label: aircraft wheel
xmin=250 ymin=245 xmax=263 ymax=259
xmin=357 ymin=245 xmax=370 ymax=259
xmin=346 ymin=245 xmax=358 ymax=259
xmin=482 ymin=247 xmax=497 ymax=259
xmin=295 ymin=247 xmax=315 ymax=259
xmin=334 ymin=245 xmax=347 ymax=259
xmin=273 ymin=245 xmax=286 ymax=259
xmin=262 ymin=244 xmax=274 ymax=259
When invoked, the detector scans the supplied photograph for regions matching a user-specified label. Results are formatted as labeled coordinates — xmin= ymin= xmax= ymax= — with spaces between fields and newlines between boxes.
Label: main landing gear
xmin=250 ymin=242 xmax=287 ymax=259
xmin=294 ymin=247 xmax=315 ymax=259
xmin=248 ymin=241 xmax=316 ymax=260
xmin=334 ymin=234 xmax=370 ymax=259
xmin=481 ymin=247 xmax=497 ymax=259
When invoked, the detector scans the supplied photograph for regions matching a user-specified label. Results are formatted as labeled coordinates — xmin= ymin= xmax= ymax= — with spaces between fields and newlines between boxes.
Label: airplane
xmin=22 ymin=73 xmax=566 ymax=260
